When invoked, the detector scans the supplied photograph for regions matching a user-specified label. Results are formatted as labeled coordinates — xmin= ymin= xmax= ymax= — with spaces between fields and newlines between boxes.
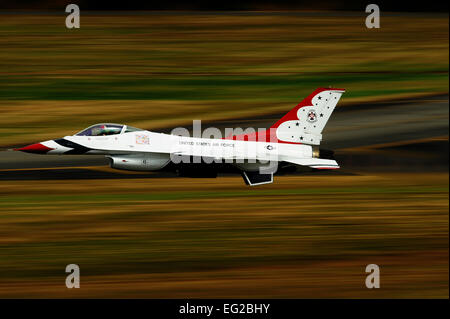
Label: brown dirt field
xmin=0 ymin=173 xmax=447 ymax=298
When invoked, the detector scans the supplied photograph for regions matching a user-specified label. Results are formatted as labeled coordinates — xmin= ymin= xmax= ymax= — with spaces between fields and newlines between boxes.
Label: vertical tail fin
xmin=225 ymin=88 xmax=345 ymax=145
xmin=272 ymin=88 xmax=345 ymax=145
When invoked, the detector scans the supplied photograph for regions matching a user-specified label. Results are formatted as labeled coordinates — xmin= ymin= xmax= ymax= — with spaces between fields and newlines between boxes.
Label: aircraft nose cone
xmin=14 ymin=143 xmax=54 ymax=154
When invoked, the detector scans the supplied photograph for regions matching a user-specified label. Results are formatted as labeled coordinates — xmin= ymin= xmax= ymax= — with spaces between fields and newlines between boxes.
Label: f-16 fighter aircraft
xmin=16 ymin=88 xmax=345 ymax=186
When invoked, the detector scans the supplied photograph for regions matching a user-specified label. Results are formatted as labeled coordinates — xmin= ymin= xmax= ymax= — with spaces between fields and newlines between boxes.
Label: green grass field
xmin=0 ymin=13 xmax=448 ymax=146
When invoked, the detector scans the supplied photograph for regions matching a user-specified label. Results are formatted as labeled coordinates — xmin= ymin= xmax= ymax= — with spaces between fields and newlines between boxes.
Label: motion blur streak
xmin=0 ymin=12 xmax=448 ymax=298
xmin=0 ymin=13 xmax=448 ymax=146
xmin=0 ymin=174 xmax=447 ymax=298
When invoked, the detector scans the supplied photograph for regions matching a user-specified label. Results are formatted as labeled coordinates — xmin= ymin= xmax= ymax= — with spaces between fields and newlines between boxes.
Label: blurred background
xmin=0 ymin=1 xmax=448 ymax=298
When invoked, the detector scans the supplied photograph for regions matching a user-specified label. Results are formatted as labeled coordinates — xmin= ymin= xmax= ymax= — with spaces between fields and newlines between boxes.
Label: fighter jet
xmin=16 ymin=88 xmax=344 ymax=186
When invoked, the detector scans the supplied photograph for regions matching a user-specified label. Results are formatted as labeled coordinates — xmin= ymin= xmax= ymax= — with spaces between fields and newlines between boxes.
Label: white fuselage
xmin=55 ymin=130 xmax=314 ymax=163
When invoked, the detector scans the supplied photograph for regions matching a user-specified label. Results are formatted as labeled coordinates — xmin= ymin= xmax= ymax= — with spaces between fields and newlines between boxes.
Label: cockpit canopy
xmin=75 ymin=123 xmax=143 ymax=136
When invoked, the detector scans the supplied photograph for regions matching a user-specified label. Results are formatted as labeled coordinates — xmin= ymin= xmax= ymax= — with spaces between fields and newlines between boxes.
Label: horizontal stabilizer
xmin=284 ymin=157 xmax=339 ymax=170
